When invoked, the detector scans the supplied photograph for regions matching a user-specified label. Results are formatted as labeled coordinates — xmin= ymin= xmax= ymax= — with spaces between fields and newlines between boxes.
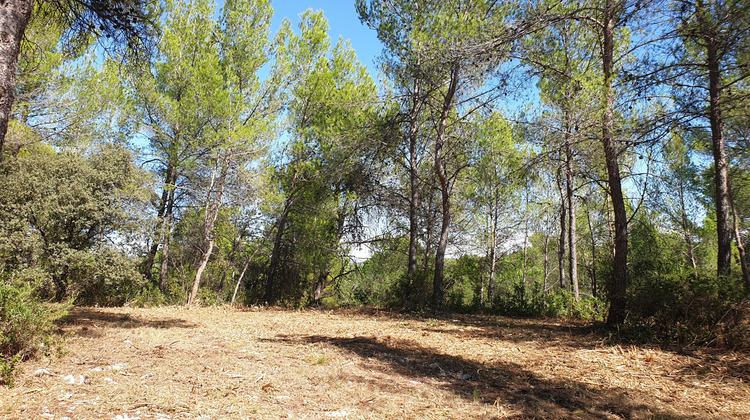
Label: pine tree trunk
xmin=188 ymin=155 xmax=229 ymax=305
xmin=432 ymin=63 xmax=460 ymax=309
xmin=145 ymin=161 xmax=177 ymax=283
xmin=522 ymin=189 xmax=529 ymax=291
xmin=543 ymin=233 xmax=550 ymax=297
xmin=0 ymin=0 xmax=33 ymax=157
xmin=488 ymin=205 xmax=498 ymax=303
xmin=702 ymin=25 xmax=733 ymax=278
xmin=190 ymin=238 xmax=214 ymax=305
xmin=566 ymin=143 xmax=579 ymax=301
xmin=556 ymin=167 xmax=567 ymax=290
xmin=159 ymin=213 xmax=172 ymax=290
xmin=603 ymin=0 xmax=628 ymax=326
xmin=265 ymin=171 xmax=300 ymax=303
xmin=730 ymin=187 xmax=750 ymax=292
xmin=159 ymin=169 xmax=177 ymax=291
xmin=586 ymin=197 xmax=598 ymax=298
xmin=678 ymin=177 xmax=699 ymax=279
xmin=231 ymin=259 xmax=250 ymax=304
xmin=407 ymin=77 xmax=421 ymax=298
xmin=422 ymin=192 xmax=435 ymax=273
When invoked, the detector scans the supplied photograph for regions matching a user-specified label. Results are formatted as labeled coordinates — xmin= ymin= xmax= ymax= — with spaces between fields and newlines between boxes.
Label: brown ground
xmin=1 ymin=306 xmax=748 ymax=419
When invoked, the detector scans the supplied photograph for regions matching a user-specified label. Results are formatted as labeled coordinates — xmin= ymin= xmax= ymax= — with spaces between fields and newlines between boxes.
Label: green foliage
xmin=53 ymin=248 xmax=145 ymax=306
xmin=260 ymin=8 xmax=380 ymax=306
xmin=491 ymin=282 xmax=545 ymax=318
xmin=131 ymin=278 xmax=188 ymax=307
xmin=542 ymin=291 xmax=607 ymax=320
xmin=334 ymin=237 xmax=413 ymax=307
xmin=490 ymin=284 xmax=606 ymax=320
xmin=624 ymin=216 xmax=744 ymax=346
xmin=0 ymin=353 xmax=20 ymax=387
xmin=0 ymin=281 xmax=70 ymax=369
xmin=0 ymin=143 xmax=149 ymax=305
xmin=445 ymin=255 xmax=483 ymax=311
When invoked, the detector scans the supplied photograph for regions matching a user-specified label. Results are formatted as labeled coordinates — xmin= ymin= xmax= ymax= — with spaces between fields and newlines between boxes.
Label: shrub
xmin=0 ymin=353 xmax=20 ymax=387
xmin=491 ymin=282 xmax=545 ymax=317
xmin=52 ymin=248 xmax=146 ymax=306
xmin=0 ymin=281 xmax=70 ymax=386
xmin=491 ymin=284 xmax=607 ymax=321
xmin=131 ymin=279 xmax=186 ymax=307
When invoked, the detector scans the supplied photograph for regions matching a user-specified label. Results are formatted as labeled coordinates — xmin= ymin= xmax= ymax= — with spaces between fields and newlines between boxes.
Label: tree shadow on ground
xmin=337 ymin=308 xmax=609 ymax=351
xmin=266 ymin=333 xmax=691 ymax=419
xmin=59 ymin=308 xmax=196 ymax=332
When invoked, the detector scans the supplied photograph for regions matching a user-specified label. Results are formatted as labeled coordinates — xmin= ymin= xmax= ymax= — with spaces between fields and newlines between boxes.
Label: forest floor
xmin=1 ymin=306 xmax=749 ymax=419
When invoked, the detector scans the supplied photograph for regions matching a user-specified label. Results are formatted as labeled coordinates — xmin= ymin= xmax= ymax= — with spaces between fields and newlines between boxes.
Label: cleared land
xmin=1 ymin=306 xmax=748 ymax=419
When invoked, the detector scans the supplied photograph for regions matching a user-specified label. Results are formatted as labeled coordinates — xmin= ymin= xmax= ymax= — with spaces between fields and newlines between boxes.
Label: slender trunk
xmin=603 ymin=0 xmax=628 ymax=326
xmin=264 ymin=211 xmax=288 ymax=303
xmin=159 ymin=213 xmax=172 ymax=290
xmin=265 ymin=171 xmax=300 ymax=303
xmin=730 ymin=187 xmax=750 ymax=292
xmin=522 ymin=189 xmax=529 ymax=291
xmin=488 ymin=205 xmax=498 ymax=303
xmin=231 ymin=259 xmax=250 ymax=305
xmin=407 ymin=77 xmax=422 ymax=298
xmin=189 ymin=155 xmax=229 ymax=305
xmin=313 ymin=263 xmax=330 ymax=304
xmin=0 ymin=0 xmax=34 ymax=157
xmin=231 ymin=242 xmax=265 ymax=304
xmin=543 ymin=233 xmax=550 ymax=297
xmin=159 ymin=169 xmax=178 ymax=291
xmin=678 ymin=178 xmax=699 ymax=278
xmin=432 ymin=63 xmax=460 ymax=309
xmin=700 ymin=19 xmax=732 ymax=278
xmin=566 ymin=142 xmax=579 ymax=301
xmin=145 ymin=162 xmax=176 ymax=283
xmin=556 ymin=167 xmax=567 ymax=290
xmin=586 ymin=197 xmax=598 ymax=298
xmin=190 ymin=239 xmax=214 ymax=305
xmin=422 ymin=193 xmax=435 ymax=272
xmin=144 ymin=240 xmax=160 ymax=283
xmin=313 ymin=202 xmax=348 ymax=305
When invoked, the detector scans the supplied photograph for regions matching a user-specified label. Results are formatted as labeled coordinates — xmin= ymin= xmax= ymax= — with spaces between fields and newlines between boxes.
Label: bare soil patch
xmin=1 ymin=306 xmax=748 ymax=419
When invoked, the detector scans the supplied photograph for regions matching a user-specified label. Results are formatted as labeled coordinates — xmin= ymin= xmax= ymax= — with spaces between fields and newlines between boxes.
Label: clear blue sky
xmin=269 ymin=1 xmax=382 ymax=77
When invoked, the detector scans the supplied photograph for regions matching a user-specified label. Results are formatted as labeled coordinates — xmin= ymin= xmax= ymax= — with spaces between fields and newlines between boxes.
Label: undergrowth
xmin=0 ymin=281 xmax=70 ymax=386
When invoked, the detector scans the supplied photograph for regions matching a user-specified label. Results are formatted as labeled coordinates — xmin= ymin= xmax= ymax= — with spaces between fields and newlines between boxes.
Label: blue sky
xmin=269 ymin=1 xmax=382 ymax=77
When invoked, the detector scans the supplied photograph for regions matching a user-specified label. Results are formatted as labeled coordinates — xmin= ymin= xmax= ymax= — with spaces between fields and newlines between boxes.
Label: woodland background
xmin=1 ymin=0 xmax=749 ymax=375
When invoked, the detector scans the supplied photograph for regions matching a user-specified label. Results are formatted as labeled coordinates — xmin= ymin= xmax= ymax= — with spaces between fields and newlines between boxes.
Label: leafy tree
xmin=263 ymin=10 xmax=378 ymax=305
xmin=522 ymin=9 xmax=603 ymax=301
xmin=359 ymin=0 xmax=532 ymax=308
xmin=129 ymin=0 xmax=284 ymax=300
xmin=463 ymin=113 xmax=526 ymax=305
xmin=0 ymin=143 xmax=150 ymax=303
xmin=670 ymin=0 xmax=750 ymax=280
xmin=0 ymin=0 xmax=155 ymax=156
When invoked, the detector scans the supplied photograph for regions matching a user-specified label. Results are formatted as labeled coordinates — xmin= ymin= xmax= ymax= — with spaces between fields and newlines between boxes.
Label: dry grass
xmin=1 ymin=306 xmax=748 ymax=419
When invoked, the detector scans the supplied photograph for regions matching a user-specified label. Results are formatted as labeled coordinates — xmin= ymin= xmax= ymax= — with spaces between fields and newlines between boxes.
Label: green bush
xmin=542 ymin=291 xmax=607 ymax=320
xmin=623 ymin=216 xmax=745 ymax=347
xmin=492 ymin=282 xmax=545 ymax=317
xmin=491 ymin=284 xmax=607 ymax=320
xmin=52 ymin=248 xmax=146 ymax=306
xmin=0 ymin=281 xmax=70 ymax=386
xmin=131 ymin=279 xmax=187 ymax=307
xmin=0 ymin=353 xmax=20 ymax=387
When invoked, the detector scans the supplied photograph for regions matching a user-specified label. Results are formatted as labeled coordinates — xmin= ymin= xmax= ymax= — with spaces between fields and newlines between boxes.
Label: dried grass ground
xmin=1 ymin=306 xmax=749 ymax=419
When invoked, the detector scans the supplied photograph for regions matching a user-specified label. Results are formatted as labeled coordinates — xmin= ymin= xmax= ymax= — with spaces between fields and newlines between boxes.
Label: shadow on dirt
xmin=334 ymin=308 xmax=608 ymax=351
xmin=265 ymin=333 xmax=688 ymax=419
xmin=59 ymin=308 xmax=196 ymax=333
